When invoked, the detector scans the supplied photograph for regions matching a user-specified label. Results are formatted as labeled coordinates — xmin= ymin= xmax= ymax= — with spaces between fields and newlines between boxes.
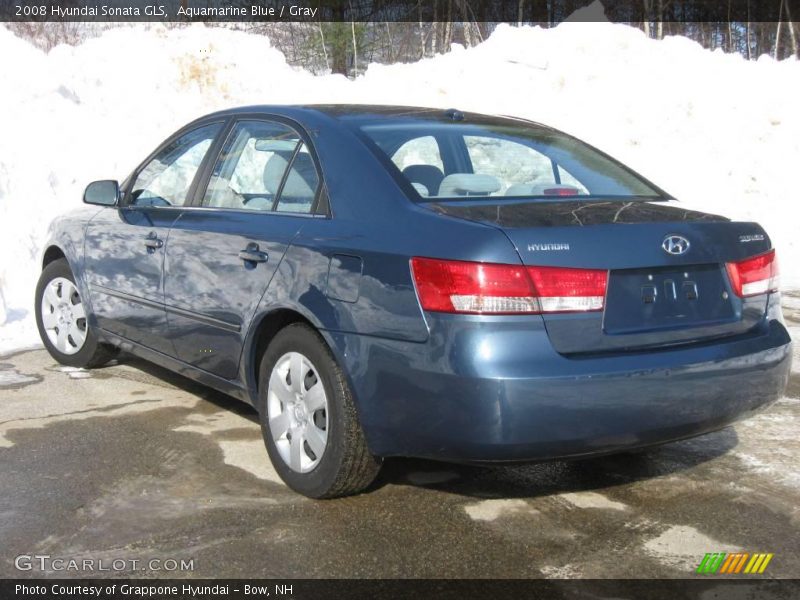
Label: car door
xmin=164 ymin=118 xmax=323 ymax=379
xmin=84 ymin=121 xmax=224 ymax=355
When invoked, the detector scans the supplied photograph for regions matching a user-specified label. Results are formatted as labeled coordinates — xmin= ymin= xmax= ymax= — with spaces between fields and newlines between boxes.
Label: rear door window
xmin=274 ymin=143 xmax=319 ymax=214
xmin=202 ymin=120 xmax=303 ymax=212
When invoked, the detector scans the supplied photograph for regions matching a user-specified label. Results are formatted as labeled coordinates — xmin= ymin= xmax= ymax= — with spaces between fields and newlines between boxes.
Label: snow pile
xmin=1 ymin=21 xmax=799 ymax=352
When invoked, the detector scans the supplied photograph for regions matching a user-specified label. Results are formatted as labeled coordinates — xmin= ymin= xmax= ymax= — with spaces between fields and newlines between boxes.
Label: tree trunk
xmin=350 ymin=20 xmax=358 ymax=75
xmin=784 ymin=1 xmax=799 ymax=57
xmin=384 ymin=22 xmax=393 ymax=63
xmin=462 ymin=22 xmax=472 ymax=47
xmin=727 ymin=0 xmax=733 ymax=52
xmin=317 ymin=22 xmax=329 ymax=72
xmin=656 ymin=0 xmax=663 ymax=39
xmin=418 ymin=1 xmax=425 ymax=57
xmin=746 ymin=1 xmax=752 ymax=60
xmin=774 ymin=0 xmax=784 ymax=59
xmin=328 ymin=4 xmax=348 ymax=76
xmin=443 ymin=2 xmax=453 ymax=49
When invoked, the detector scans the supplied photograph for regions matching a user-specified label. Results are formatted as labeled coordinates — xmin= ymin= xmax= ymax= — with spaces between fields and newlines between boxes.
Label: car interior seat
xmin=402 ymin=165 xmax=445 ymax=197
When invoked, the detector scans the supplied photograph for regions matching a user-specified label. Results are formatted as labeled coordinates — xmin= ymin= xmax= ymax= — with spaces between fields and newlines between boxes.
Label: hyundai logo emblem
xmin=662 ymin=235 xmax=690 ymax=255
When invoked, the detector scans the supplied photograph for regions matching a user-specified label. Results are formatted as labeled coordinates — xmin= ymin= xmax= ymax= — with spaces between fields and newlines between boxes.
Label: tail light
xmin=410 ymin=257 xmax=607 ymax=314
xmin=726 ymin=250 xmax=779 ymax=297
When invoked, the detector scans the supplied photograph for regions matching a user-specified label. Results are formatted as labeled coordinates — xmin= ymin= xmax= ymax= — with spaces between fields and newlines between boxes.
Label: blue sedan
xmin=35 ymin=105 xmax=793 ymax=498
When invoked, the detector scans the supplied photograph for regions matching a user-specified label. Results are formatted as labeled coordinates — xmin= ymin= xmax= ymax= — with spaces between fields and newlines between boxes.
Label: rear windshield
xmin=357 ymin=120 xmax=664 ymax=201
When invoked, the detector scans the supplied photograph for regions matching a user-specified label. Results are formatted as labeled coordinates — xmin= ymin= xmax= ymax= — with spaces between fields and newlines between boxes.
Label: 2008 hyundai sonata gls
xmin=36 ymin=105 xmax=793 ymax=498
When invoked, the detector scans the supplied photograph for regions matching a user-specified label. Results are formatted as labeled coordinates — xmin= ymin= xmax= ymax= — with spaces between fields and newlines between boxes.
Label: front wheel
xmin=257 ymin=323 xmax=382 ymax=498
xmin=35 ymin=258 xmax=117 ymax=368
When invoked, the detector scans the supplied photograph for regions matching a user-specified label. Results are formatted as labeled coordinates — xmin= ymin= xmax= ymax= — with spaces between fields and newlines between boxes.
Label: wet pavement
xmin=0 ymin=295 xmax=798 ymax=579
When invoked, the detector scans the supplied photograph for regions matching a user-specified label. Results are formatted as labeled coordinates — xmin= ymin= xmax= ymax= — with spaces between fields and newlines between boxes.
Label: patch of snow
xmin=786 ymin=327 xmax=800 ymax=372
xmin=172 ymin=411 xmax=283 ymax=485
xmin=0 ymin=369 xmax=38 ymax=387
xmin=733 ymin=405 xmax=800 ymax=489
xmin=463 ymin=498 xmax=539 ymax=521
xmin=217 ymin=439 xmax=284 ymax=486
xmin=540 ymin=564 xmax=583 ymax=578
xmin=643 ymin=525 xmax=740 ymax=570
xmin=1 ymin=22 xmax=799 ymax=351
xmin=782 ymin=295 xmax=800 ymax=310
xmin=67 ymin=371 xmax=92 ymax=379
xmin=559 ymin=491 xmax=628 ymax=511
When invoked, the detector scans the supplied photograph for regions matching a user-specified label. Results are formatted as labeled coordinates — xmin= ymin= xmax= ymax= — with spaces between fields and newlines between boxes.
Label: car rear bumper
xmin=325 ymin=308 xmax=793 ymax=462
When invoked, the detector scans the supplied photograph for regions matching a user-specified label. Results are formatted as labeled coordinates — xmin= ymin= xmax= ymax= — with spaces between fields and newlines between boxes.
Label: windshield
xmin=357 ymin=119 xmax=665 ymax=201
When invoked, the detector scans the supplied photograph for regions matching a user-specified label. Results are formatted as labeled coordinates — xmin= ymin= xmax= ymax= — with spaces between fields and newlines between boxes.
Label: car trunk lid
xmin=427 ymin=199 xmax=773 ymax=353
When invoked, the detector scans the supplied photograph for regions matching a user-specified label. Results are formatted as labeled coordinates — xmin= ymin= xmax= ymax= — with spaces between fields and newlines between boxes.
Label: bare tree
xmin=774 ymin=0 xmax=784 ymax=58
xmin=6 ymin=21 xmax=93 ymax=51
xmin=656 ymin=0 xmax=664 ymax=39
xmin=784 ymin=0 xmax=799 ymax=57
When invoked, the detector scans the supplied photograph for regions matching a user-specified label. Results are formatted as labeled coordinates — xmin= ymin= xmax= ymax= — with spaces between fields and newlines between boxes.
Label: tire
xmin=35 ymin=258 xmax=118 ymax=368
xmin=257 ymin=323 xmax=382 ymax=498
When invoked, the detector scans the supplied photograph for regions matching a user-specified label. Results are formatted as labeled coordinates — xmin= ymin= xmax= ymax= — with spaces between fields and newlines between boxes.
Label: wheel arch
xmin=243 ymin=305 xmax=383 ymax=462
xmin=243 ymin=307 xmax=318 ymax=405
xmin=42 ymin=245 xmax=67 ymax=270
xmin=241 ymin=307 xmax=370 ymax=436
xmin=40 ymin=241 xmax=96 ymax=323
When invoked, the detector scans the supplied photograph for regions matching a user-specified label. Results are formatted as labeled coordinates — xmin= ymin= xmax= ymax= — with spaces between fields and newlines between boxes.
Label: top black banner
xmin=2 ymin=0 xmax=798 ymax=23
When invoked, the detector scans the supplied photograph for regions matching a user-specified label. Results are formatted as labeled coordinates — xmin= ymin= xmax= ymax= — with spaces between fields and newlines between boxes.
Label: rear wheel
xmin=257 ymin=323 xmax=381 ymax=498
xmin=35 ymin=258 xmax=117 ymax=368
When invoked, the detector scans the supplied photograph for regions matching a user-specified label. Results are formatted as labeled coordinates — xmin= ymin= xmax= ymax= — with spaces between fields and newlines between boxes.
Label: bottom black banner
xmin=2 ymin=579 xmax=800 ymax=600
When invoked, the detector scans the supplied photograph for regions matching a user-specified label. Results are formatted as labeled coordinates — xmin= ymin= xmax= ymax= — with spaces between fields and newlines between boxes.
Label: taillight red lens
xmin=526 ymin=265 xmax=608 ymax=313
xmin=410 ymin=257 xmax=607 ymax=314
xmin=725 ymin=250 xmax=779 ymax=297
xmin=410 ymin=258 xmax=534 ymax=313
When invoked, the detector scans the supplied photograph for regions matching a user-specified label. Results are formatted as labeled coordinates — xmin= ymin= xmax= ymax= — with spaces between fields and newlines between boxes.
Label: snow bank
xmin=1 ymin=21 xmax=798 ymax=352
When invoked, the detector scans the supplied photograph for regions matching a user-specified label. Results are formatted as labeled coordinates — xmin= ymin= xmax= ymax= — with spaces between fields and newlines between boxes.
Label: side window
xmin=464 ymin=135 xmax=556 ymax=196
xmin=391 ymin=136 xmax=444 ymax=197
xmin=557 ymin=165 xmax=589 ymax=194
xmin=275 ymin=144 xmax=319 ymax=214
xmin=202 ymin=120 xmax=302 ymax=212
xmin=129 ymin=123 xmax=222 ymax=207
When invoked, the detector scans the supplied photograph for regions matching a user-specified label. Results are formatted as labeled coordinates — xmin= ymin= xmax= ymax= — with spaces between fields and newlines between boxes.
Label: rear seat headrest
xmin=438 ymin=173 xmax=501 ymax=197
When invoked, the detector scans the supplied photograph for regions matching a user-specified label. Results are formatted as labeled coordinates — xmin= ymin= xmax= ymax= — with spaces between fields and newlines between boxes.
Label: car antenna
xmin=444 ymin=108 xmax=465 ymax=121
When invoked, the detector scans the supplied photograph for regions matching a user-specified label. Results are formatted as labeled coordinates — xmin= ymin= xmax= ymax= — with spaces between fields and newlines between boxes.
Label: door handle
xmin=238 ymin=243 xmax=268 ymax=264
xmin=144 ymin=233 xmax=163 ymax=251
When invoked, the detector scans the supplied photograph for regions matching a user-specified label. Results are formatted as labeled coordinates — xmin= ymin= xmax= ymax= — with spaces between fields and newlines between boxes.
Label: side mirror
xmin=83 ymin=180 xmax=120 ymax=206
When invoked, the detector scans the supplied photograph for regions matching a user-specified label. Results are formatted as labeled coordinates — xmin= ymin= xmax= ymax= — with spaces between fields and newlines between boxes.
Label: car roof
xmin=195 ymin=104 xmax=552 ymax=130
